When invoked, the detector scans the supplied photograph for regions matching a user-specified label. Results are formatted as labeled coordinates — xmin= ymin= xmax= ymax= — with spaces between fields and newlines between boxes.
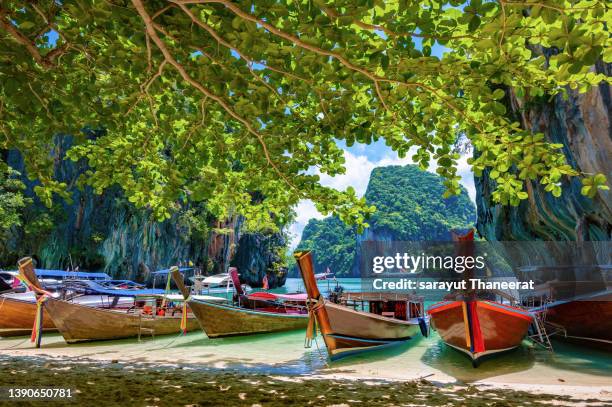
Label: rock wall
xmin=230 ymin=233 xmax=288 ymax=288
xmin=1 ymin=136 xmax=287 ymax=286
xmin=476 ymin=62 xmax=611 ymax=242
xmin=293 ymin=165 xmax=477 ymax=277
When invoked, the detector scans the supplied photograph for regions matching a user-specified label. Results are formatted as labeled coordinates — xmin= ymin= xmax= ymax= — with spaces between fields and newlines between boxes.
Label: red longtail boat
xmin=519 ymin=268 xmax=612 ymax=351
xmin=428 ymin=299 xmax=533 ymax=365
xmin=426 ymin=230 xmax=534 ymax=366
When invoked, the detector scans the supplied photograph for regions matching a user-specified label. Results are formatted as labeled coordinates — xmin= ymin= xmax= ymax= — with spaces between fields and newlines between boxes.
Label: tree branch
xmin=0 ymin=6 xmax=69 ymax=69
xmin=173 ymin=0 xmax=393 ymax=113
xmin=173 ymin=2 xmax=286 ymax=104
xmin=0 ymin=7 xmax=51 ymax=68
xmin=130 ymin=0 xmax=300 ymax=195
xmin=175 ymin=0 xmax=487 ymax=130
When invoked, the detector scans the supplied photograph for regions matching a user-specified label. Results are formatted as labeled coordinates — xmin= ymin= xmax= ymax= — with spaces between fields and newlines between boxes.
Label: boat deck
xmin=338 ymin=292 xmax=424 ymax=302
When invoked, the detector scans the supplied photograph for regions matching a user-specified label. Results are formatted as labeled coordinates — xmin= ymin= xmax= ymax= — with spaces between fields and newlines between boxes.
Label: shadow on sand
xmin=420 ymin=339 xmax=535 ymax=382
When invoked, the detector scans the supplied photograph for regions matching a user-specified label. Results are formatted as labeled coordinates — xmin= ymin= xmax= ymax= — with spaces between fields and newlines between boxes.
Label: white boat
xmin=190 ymin=272 xmax=252 ymax=294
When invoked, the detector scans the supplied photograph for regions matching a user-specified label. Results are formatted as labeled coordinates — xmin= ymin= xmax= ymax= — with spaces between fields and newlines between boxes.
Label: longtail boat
xmin=17 ymin=258 xmax=201 ymax=344
xmin=428 ymin=299 xmax=533 ymax=365
xmin=294 ymin=250 xmax=427 ymax=361
xmin=171 ymin=268 xmax=308 ymax=338
xmin=0 ymin=296 xmax=57 ymax=337
xmin=519 ymin=267 xmax=611 ymax=351
xmin=426 ymin=230 xmax=533 ymax=366
xmin=539 ymin=291 xmax=611 ymax=350
xmin=1 ymin=269 xmax=111 ymax=337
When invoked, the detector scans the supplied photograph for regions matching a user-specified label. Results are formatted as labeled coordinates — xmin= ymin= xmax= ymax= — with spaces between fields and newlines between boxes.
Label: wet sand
xmin=1 ymin=330 xmax=610 ymax=405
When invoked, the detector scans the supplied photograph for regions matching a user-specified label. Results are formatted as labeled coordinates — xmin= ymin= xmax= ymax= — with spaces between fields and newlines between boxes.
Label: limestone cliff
xmin=294 ymin=165 xmax=476 ymax=277
xmin=1 ymin=137 xmax=287 ymax=286
xmin=476 ymin=62 xmax=611 ymax=242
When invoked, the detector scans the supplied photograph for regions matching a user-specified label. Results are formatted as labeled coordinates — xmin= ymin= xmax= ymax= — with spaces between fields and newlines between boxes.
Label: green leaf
xmin=492 ymin=89 xmax=505 ymax=100
xmin=492 ymin=102 xmax=506 ymax=115
xmin=468 ymin=15 xmax=481 ymax=31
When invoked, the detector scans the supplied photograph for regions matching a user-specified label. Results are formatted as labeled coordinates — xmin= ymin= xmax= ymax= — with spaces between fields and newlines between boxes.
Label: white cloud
xmin=287 ymin=148 xmax=476 ymax=248
xmin=287 ymin=200 xmax=325 ymax=249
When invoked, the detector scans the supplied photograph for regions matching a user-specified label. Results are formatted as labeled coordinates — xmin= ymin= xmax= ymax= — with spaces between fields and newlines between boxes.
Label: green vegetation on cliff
xmin=366 ymin=165 xmax=475 ymax=239
xmin=294 ymin=165 xmax=476 ymax=277
xmin=296 ymin=217 xmax=356 ymax=276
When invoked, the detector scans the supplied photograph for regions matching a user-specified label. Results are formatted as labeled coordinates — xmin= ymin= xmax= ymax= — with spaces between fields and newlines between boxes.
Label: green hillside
xmin=293 ymin=165 xmax=476 ymax=277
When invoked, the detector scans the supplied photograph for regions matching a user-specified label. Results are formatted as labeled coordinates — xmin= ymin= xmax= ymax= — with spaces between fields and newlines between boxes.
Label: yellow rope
xmin=180 ymin=301 xmax=188 ymax=334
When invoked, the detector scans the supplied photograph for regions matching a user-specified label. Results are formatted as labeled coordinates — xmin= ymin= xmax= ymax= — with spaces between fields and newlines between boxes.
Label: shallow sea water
xmin=1 ymin=278 xmax=610 ymax=392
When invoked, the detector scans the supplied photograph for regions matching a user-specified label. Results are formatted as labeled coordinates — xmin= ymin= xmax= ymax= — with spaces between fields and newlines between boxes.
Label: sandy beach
xmin=1 ymin=330 xmax=610 ymax=405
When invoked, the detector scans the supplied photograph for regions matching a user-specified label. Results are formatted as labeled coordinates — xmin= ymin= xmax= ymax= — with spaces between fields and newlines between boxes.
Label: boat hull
xmin=428 ymin=300 xmax=533 ymax=364
xmin=187 ymin=300 xmax=308 ymax=338
xmin=322 ymin=302 xmax=421 ymax=360
xmin=42 ymin=298 xmax=199 ymax=343
xmin=0 ymin=296 xmax=57 ymax=337
xmin=543 ymin=292 xmax=612 ymax=350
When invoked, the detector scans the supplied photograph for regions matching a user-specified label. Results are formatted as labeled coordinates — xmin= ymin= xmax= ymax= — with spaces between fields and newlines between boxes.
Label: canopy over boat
xmin=247 ymin=292 xmax=308 ymax=302
xmin=199 ymin=273 xmax=232 ymax=284
xmin=62 ymin=279 xmax=165 ymax=297
xmin=3 ymin=269 xmax=111 ymax=280
xmin=151 ymin=267 xmax=193 ymax=276
xmin=137 ymin=293 xmax=228 ymax=303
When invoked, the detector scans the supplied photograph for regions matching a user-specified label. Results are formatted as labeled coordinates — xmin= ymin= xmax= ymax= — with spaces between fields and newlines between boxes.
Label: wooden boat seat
xmin=382 ymin=311 xmax=395 ymax=318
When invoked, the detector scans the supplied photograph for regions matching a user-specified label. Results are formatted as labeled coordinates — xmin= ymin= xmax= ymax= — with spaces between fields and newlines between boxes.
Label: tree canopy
xmin=0 ymin=0 xmax=609 ymax=230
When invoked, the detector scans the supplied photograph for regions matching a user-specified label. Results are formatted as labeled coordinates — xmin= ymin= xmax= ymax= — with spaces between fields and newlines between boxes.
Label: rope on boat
xmin=159 ymin=329 xmax=190 ymax=350
xmin=304 ymin=297 xmax=324 ymax=349
xmin=30 ymin=296 xmax=47 ymax=346
xmin=311 ymin=335 xmax=328 ymax=367
xmin=180 ymin=302 xmax=188 ymax=335
xmin=13 ymin=269 xmax=51 ymax=349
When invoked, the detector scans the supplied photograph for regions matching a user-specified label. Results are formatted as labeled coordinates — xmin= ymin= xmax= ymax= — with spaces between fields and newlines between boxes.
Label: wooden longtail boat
xmin=294 ymin=251 xmax=426 ymax=361
xmin=1 ymin=268 xmax=115 ymax=337
xmin=529 ymin=289 xmax=612 ymax=351
xmin=426 ymin=230 xmax=533 ymax=366
xmin=518 ymin=266 xmax=611 ymax=351
xmin=0 ymin=296 xmax=57 ymax=337
xmin=428 ymin=300 xmax=533 ymax=365
xmin=171 ymin=268 xmax=308 ymax=338
xmin=18 ymin=258 xmax=199 ymax=343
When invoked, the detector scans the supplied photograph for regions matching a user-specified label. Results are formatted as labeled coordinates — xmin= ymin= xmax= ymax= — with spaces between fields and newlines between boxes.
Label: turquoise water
xmin=272 ymin=279 xmax=612 ymax=382
xmin=271 ymin=277 xmax=361 ymax=296
xmin=1 ymin=278 xmax=610 ymax=386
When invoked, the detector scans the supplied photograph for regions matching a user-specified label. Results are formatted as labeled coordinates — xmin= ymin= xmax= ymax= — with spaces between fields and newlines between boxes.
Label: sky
xmin=287 ymin=141 xmax=476 ymax=249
